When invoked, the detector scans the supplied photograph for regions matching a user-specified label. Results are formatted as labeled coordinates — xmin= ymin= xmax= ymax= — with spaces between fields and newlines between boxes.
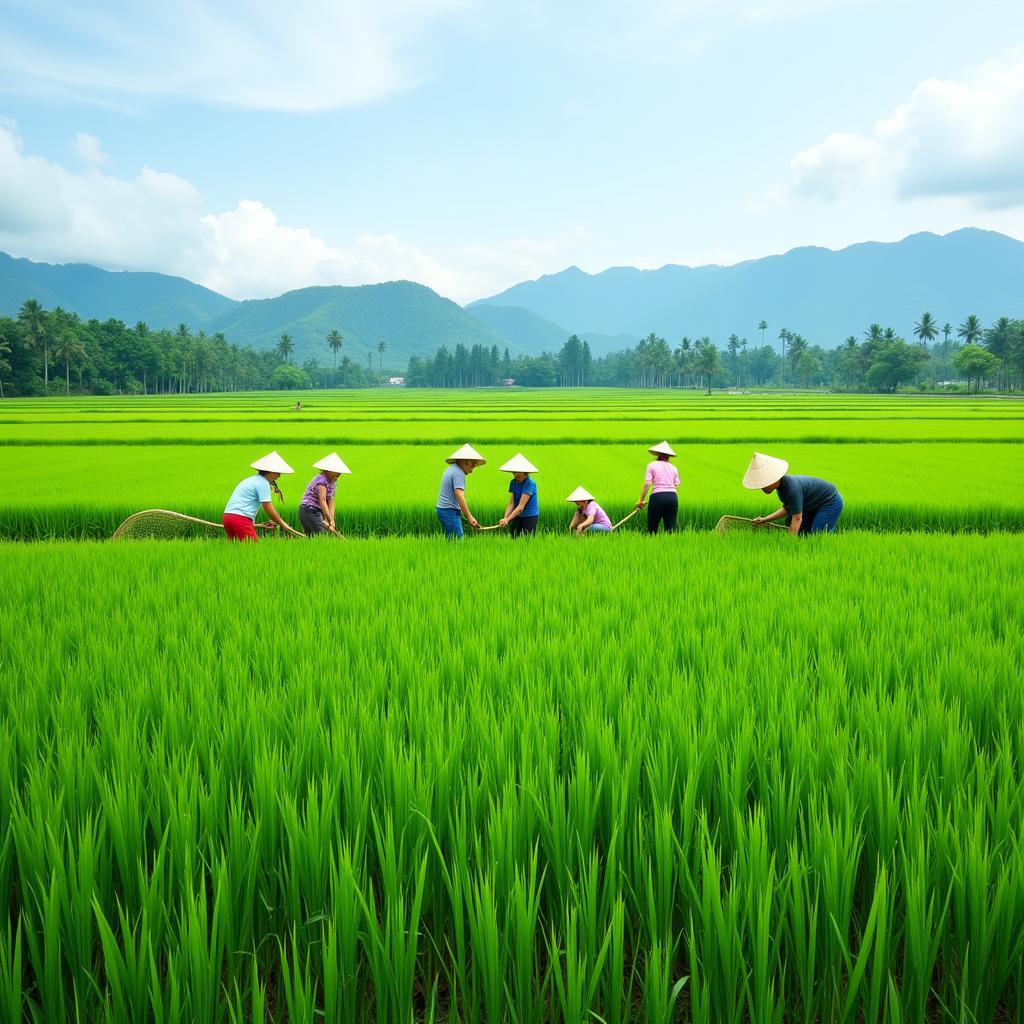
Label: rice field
xmin=2 ymin=389 xmax=1023 ymax=1022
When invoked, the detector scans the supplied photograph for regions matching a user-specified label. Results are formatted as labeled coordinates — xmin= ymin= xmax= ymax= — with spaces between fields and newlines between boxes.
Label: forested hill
xmin=0 ymin=253 xmax=517 ymax=364
xmin=0 ymin=252 xmax=234 ymax=326
xmin=470 ymin=228 xmax=1024 ymax=348
xmin=207 ymin=281 xmax=515 ymax=365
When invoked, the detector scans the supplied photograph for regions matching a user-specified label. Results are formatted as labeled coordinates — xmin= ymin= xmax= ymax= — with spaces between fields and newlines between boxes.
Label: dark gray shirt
xmin=776 ymin=474 xmax=839 ymax=517
xmin=437 ymin=464 xmax=467 ymax=510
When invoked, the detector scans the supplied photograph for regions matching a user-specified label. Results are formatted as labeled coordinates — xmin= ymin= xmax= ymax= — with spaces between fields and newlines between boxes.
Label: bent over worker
xmin=223 ymin=451 xmax=305 ymax=541
xmin=743 ymin=452 xmax=843 ymax=535
xmin=436 ymin=444 xmax=486 ymax=539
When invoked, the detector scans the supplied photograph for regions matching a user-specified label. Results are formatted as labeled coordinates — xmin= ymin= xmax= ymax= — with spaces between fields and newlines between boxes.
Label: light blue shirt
xmin=436 ymin=464 xmax=467 ymax=511
xmin=224 ymin=474 xmax=272 ymax=519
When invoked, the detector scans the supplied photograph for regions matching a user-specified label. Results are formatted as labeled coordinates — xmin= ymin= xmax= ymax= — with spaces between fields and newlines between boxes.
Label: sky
xmin=1 ymin=0 xmax=1023 ymax=304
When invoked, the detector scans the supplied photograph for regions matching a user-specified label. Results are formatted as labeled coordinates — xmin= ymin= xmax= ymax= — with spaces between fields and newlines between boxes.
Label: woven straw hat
xmin=566 ymin=486 xmax=595 ymax=502
xmin=313 ymin=452 xmax=352 ymax=475
xmin=648 ymin=441 xmax=676 ymax=457
xmin=251 ymin=451 xmax=294 ymax=474
xmin=742 ymin=452 xmax=789 ymax=489
xmin=499 ymin=453 xmax=539 ymax=474
xmin=446 ymin=443 xmax=486 ymax=465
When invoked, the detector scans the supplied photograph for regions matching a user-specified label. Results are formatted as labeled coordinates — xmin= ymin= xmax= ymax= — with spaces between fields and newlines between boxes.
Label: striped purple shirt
xmin=300 ymin=473 xmax=336 ymax=510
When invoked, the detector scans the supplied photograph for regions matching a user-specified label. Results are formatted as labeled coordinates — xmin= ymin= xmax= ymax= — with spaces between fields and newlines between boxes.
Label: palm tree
xmin=378 ymin=339 xmax=387 ymax=373
xmin=777 ymin=327 xmax=790 ymax=385
xmin=941 ymin=323 xmax=952 ymax=345
xmin=18 ymin=298 xmax=49 ymax=389
xmin=54 ymin=332 xmax=86 ymax=394
xmin=758 ymin=320 xmax=768 ymax=347
xmin=327 ymin=330 xmax=343 ymax=377
xmin=958 ymin=314 xmax=982 ymax=345
xmin=913 ymin=311 xmax=938 ymax=347
xmin=277 ymin=333 xmax=294 ymax=363
xmin=787 ymin=333 xmax=809 ymax=381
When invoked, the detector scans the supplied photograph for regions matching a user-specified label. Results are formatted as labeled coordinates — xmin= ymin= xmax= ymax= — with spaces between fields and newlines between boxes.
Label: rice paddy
xmin=2 ymin=389 xmax=1023 ymax=1022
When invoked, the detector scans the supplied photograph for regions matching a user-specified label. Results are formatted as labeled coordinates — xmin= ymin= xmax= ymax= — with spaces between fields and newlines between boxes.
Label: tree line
xmin=407 ymin=315 xmax=1024 ymax=392
xmin=1 ymin=298 xmax=1021 ymax=396
xmin=0 ymin=300 xmax=378 ymax=397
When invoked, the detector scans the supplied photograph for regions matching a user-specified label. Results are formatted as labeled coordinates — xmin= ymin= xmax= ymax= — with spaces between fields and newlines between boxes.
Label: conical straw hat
xmin=742 ymin=452 xmax=789 ymax=489
xmin=499 ymin=453 xmax=539 ymax=473
xmin=648 ymin=441 xmax=676 ymax=457
xmin=446 ymin=443 xmax=486 ymax=465
xmin=313 ymin=452 xmax=352 ymax=475
xmin=566 ymin=486 xmax=595 ymax=502
xmin=251 ymin=451 xmax=294 ymax=474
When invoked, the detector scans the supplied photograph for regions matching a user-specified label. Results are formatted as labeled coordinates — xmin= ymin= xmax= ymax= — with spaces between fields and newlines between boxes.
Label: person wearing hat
xmin=498 ymin=453 xmax=540 ymax=537
xmin=223 ymin=451 xmax=305 ymax=541
xmin=637 ymin=441 xmax=680 ymax=533
xmin=436 ymin=444 xmax=486 ymax=539
xmin=566 ymin=487 xmax=613 ymax=534
xmin=299 ymin=452 xmax=352 ymax=536
xmin=743 ymin=452 xmax=844 ymax=534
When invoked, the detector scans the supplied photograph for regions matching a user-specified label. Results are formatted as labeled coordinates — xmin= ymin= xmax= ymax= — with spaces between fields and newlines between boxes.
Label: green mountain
xmin=208 ymin=281 xmax=516 ymax=366
xmin=467 ymin=302 xmax=639 ymax=357
xmin=470 ymin=228 xmax=1024 ymax=348
xmin=0 ymin=252 xmax=235 ymax=326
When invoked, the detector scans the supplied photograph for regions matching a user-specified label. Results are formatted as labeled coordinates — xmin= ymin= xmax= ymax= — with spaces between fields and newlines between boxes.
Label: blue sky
xmin=1 ymin=0 xmax=1023 ymax=302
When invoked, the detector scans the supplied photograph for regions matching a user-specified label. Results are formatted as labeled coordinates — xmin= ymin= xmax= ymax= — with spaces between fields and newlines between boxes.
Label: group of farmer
xmin=222 ymin=441 xmax=843 ymax=541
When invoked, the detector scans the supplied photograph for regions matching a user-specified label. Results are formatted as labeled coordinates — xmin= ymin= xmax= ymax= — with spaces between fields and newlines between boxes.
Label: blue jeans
xmin=587 ymin=523 xmax=612 ymax=533
xmin=801 ymin=493 xmax=843 ymax=534
xmin=436 ymin=507 xmax=464 ymax=539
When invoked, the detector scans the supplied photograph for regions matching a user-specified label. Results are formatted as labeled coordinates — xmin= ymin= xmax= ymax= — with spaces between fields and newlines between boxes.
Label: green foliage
xmin=1 ymin=533 xmax=1022 ymax=1021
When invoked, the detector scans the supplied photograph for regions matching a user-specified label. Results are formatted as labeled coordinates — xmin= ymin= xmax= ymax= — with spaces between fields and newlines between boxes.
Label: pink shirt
xmin=586 ymin=501 xmax=612 ymax=529
xmin=645 ymin=460 xmax=680 ymax=493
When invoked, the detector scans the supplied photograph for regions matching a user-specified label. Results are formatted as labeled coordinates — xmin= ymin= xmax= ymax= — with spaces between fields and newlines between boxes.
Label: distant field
xmin=2 ymin=389 xmax=1023 ymax=537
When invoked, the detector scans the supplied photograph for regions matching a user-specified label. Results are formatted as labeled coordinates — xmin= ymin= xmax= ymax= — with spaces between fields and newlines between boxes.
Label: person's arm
xmin=575 ymin=513 xmax=596 ymax=534
xmin=327 ymin=497 xmax=336 ymax=529
xmin=638 ymin=467 xmax=653 ymax=508
xmin=569 ymin=511 xmax=582 ymax=532
xmin=261 ymin=501 xmax=305 ymax=537
xmin=500 ymin=497 xmax=514 ymax=525
xmin=787 ymin=512 xmax=803 ymax=535
xmin=500 ymin=494 xmax=530 ymax=527
xmin=455 ymin=487 xmax=479 ymax=529
xmin=316 ymin=484 xmax=335 ymax=531
xmin=752 ymin=507 xmax=789 ymax=525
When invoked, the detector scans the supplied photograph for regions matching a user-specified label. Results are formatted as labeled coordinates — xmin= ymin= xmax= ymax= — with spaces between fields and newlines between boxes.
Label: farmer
xmin=223 ymin=451 xmax=305 ymax=541
xmin=743 ymin=452 xmax=844 ymax=534
xmin=436 ymin=444 xmax=486 ymax=539
xmin=567 ymin=487 xmax=613 ymax=534
xmin=637 ymin=441 xmax=680 ymax=533
xmin=498 ymin=453 xmax=540 ymax=536
xmin=299 ymin=452 xmax=351 ymax=536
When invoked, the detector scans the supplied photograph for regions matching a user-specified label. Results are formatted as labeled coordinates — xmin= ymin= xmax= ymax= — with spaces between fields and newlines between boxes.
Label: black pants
xmin=510 ymin=515 xmax=539 ymax=537
xmin=299 ymin=505 xmax=329 ymax=535
xmin=647 ymin=492 xmax=678 ymax=533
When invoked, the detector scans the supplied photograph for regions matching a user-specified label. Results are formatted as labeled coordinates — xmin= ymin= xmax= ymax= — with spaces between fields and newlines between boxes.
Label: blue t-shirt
xmin=224 ymin=473 xmax=272 ymax=519
xmin=776 ymin=474 xmax=838 ymax=517
xmin=437 ymin=464 xmax=467 ymax=510
xmin=509 ymin=476 xmax=539 ymax=517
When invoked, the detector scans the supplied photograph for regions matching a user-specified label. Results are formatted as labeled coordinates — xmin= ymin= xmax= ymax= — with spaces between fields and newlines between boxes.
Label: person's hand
xmin=576 ymin=525 xmax=585 ymax=534
xmin=264 ymin=521 xmax=277 ymax=530
xmin=751 ymin=516 xmax=765 ymax=526
xmin=636 ymin=500 xmax=645 ymax=509
xmin=469 ymin=516 xmax=480 ymax=529
xmin=499 ymin=517 xmax=509 ymax=527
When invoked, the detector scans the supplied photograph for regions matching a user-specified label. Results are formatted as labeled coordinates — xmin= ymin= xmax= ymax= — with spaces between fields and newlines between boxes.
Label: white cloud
xmin=72 ymin=132 xmax=108 ymax=166
xmin=0 ymin=0 xmax=472 ymax=111
xmin=0 ymin=123 xmax=573 ymax=303
xmin=790 ymin=52 xmax=1024 ymax=208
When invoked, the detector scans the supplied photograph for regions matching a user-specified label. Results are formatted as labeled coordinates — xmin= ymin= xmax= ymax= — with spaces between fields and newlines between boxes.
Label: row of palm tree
xmin=275 ymin=330 xmax=389 ymax=375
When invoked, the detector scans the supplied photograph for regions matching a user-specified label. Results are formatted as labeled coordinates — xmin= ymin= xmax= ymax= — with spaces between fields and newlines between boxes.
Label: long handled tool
xmin=611 ymin=507 xmax=642 ymax=531
xmin=714 ymin=515 xmax=787 ymax=534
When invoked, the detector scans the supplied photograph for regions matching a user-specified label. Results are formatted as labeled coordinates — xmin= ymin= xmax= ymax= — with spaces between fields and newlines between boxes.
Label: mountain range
xmin=1 ymin=228 xmax=1022 ymax=363
xmin=470 ymin=228 xmax=1024 ymax=347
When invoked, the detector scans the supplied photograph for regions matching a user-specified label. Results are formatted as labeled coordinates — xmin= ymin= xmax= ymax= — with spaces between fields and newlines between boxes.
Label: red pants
xmin=222 ymin=513 xmax=258 ymax=541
